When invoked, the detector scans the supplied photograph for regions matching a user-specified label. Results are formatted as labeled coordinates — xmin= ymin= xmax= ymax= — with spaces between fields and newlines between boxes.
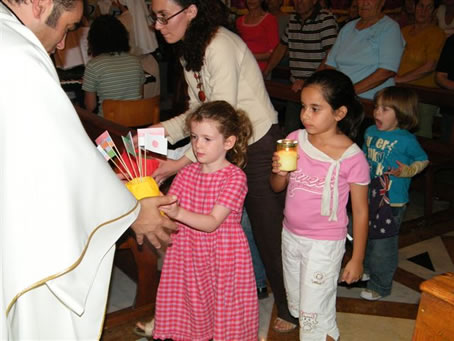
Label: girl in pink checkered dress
xmin=141 ymin=101 xmax=258 ymax=340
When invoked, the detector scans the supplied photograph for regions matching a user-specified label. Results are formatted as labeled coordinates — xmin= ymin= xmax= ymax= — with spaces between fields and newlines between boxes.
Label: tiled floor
xmin=337 ymin=313 xmax=415 ymax=341
xmin=103 ymin=191 xmax=454 ymax=340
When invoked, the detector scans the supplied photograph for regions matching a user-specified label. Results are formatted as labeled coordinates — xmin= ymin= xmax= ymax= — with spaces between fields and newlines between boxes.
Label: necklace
xmin=193 ymin=72 xmax=206 ymax=102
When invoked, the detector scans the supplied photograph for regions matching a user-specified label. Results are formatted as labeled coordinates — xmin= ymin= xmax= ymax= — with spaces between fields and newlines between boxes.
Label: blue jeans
xmin=364 ymin=206 xmax=406 ymax=297
xmin=242 ymin=208 xmax=267 ymax=289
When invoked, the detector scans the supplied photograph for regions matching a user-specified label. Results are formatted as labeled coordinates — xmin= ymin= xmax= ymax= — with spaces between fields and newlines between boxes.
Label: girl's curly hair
xmin=172 ymin=0 xmax=229 ymax=72
xmin=185 ymin=101 xmax=253 ymax=168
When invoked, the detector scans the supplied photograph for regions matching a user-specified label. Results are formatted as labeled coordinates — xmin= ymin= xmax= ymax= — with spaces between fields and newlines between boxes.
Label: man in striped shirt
xmin=264 ymin=0 xmax=338 ymax=134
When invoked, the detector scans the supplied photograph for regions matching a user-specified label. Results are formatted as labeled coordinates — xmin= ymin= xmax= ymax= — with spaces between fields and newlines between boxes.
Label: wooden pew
xmin=398 ymin=83 xmax=454 ymax=115
xmin=75 ymin=106 xmax=159 ymax=328
xmin=412 ymin=272 xmax=454 ymax=340
xmin=264 ymin=80 xmax=454 ymax=224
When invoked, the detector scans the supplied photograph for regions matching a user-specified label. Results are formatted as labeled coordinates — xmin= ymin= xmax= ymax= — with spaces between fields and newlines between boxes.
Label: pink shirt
xmin=283 ymin=130 xmax=370 ymax=240
xmin=236 ymin=13 xmax=279 ymax=71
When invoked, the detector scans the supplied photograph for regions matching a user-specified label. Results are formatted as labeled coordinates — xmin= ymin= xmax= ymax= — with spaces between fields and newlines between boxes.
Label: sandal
xmin=272 ymin=317 xmax=297 ymax=333
xmin=133 ymin=319 xmax=155 ymax=338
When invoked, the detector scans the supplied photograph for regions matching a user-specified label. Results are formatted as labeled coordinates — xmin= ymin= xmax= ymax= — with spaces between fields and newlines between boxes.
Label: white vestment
xmin=0 ymin=3 xmax=140 ymax=339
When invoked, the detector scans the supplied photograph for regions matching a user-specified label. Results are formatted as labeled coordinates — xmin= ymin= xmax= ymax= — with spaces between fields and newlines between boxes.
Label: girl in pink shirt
xmin=270 ymin=69 xmax=370 ymax=341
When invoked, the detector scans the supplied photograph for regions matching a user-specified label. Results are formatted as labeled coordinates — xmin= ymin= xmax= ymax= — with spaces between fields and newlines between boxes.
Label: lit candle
xmin=276 ymin=139 xmax=298 ymax=172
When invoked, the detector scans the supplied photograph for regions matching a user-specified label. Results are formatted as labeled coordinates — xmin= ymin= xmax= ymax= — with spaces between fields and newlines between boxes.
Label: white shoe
xmin=360 ymin=289 xmax=383 ymax=301
xmin=361 ymin=273 xmax=370 ymax=281
xmin=134 ymin=319 xmax=154 ymax=338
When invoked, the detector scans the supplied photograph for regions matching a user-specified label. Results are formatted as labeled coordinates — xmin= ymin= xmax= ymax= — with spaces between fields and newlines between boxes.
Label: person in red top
xmin=236 ymin=0 xmax=279 ymax=72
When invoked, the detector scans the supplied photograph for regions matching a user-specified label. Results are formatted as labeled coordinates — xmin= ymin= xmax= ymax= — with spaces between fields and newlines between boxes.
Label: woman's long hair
xmin=172 ymin=0 xmax=229 ymax=72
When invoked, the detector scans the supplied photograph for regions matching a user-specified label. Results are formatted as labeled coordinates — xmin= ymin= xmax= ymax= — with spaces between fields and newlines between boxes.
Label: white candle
xmin=277 ymin=150 xmax=297 ymax=171
xmin=276 ymin=139 xmax=298 ymax=172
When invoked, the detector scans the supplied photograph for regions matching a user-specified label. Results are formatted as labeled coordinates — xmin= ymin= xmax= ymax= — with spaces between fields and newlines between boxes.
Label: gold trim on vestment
xmin=98 ymin=268 xmax=112 ymax=340
xmin=6 ymin=201 xmax=140 ymax=316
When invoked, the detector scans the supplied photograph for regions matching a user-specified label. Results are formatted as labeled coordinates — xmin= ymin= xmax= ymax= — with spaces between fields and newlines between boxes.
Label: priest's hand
xmin=131 ymin=195 xmax=178 ymax=249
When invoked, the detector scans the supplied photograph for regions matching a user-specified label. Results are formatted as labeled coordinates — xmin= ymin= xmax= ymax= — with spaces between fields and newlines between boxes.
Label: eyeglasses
xmin=150 ymin=6 xmax=188 ymax=25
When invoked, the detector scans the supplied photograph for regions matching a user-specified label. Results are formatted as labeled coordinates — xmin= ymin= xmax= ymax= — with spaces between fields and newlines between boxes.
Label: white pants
xmin=282 ymin=228 xmax=345 ymax=341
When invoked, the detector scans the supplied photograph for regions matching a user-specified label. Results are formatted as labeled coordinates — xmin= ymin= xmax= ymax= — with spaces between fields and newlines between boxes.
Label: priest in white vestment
xmin=0 ymin=0 xmax=176 ymax=339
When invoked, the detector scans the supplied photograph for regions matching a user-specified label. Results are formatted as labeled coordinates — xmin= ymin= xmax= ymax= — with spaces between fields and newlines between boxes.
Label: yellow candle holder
xmin=126 ymin=176 xmax=160 ymax=200
xmin=276 ymin=139 xmax=298 ymax=172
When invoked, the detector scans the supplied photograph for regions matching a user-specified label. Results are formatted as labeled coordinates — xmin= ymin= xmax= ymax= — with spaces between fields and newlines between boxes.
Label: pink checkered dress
xmin=153 ymin=163 xmax=259 ymax=341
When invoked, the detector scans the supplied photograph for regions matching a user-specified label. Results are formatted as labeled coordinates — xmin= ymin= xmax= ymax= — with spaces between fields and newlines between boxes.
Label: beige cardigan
xmin=162 ymin=27 xmax=278 ymax=161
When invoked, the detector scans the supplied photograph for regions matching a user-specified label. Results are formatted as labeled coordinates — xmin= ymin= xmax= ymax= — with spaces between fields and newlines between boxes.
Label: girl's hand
xmin=340 ymin=258 xmax=364 ymax=284
xmin=159 ymin=199 xmax=180 ymax=219
xmin=271 ymin=152 xmax=289 ymax=177
xmin=152 ymin=156 xmax=191 ymax=185
xmin=153 ymin=159 xmax=179 ymax=185
xmin=386 ymin=160 xmax=407 ymax=177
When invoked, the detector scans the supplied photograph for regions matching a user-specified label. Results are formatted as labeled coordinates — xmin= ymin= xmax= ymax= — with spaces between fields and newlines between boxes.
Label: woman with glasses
xmin=135 ymin=0 xmax=299 ymax=338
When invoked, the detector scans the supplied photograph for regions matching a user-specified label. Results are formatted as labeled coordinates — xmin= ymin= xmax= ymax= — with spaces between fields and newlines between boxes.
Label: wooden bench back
xmin=102 ymin=96 xmax=160 ymax=128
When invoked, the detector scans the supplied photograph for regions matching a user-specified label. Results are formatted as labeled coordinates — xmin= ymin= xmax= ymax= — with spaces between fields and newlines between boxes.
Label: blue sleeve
xmin=326 ymin=22 xmax=348 ymax=68
xmin=377 ymin=20 xmax=405 ymax=72
xmin=362 ymin=126 xmax=372 ymax=154
xmin=325 ymin=36 xmax=339 ymax=68
xmin=407 ymin=135 xmax=428 ymax=162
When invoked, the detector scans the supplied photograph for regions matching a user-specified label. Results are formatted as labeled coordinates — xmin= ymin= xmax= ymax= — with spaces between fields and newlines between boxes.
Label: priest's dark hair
xmin=7 ymin=0 xmax=82 ymax=28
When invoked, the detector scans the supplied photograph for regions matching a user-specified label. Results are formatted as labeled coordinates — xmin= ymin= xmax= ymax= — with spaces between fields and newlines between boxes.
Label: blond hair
xmin=185 ymin=101 xmax=253 ymax=168
xmin=374 ymin=86 xmax=419 ymax=130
